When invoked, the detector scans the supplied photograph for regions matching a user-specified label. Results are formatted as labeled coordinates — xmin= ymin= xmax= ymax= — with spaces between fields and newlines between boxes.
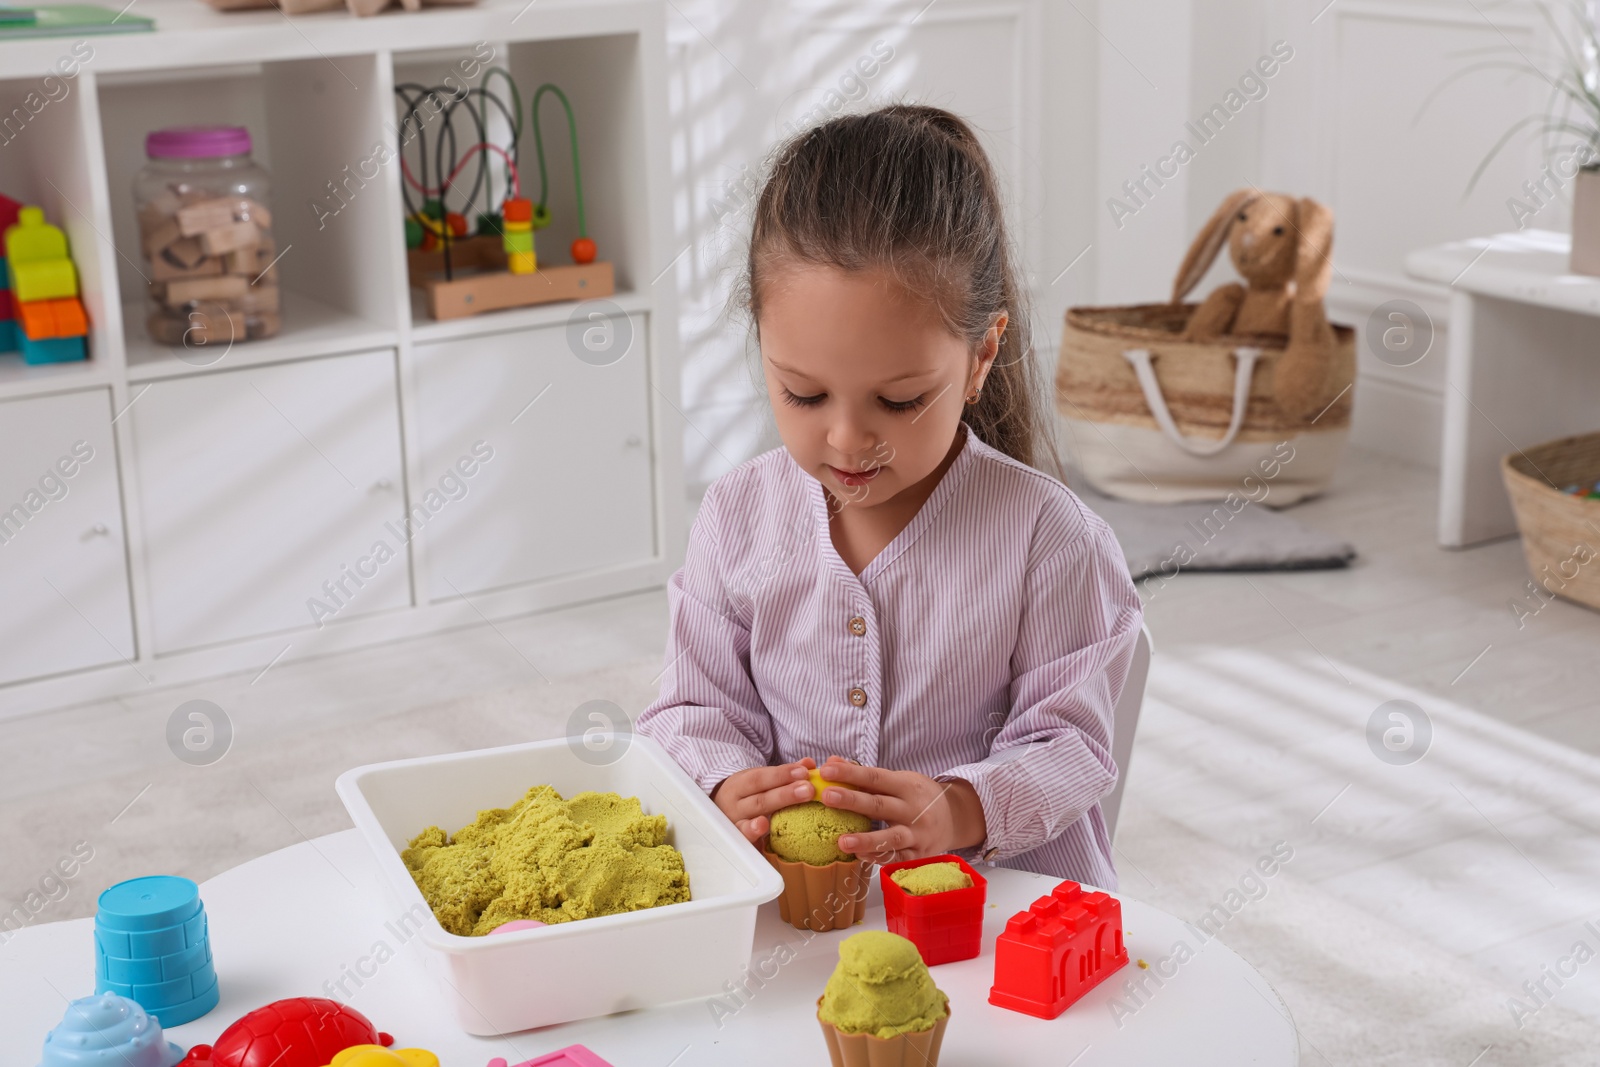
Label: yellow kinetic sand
xmin=769 ymin=801 xmax=871 ymax=866
xmin=817 ymin=930 xmax=949 ymax=1039
xmin=402 ymin=785 xmax=690 ymax=936
xmin=890 ymin=861 xmax=973 ymax=896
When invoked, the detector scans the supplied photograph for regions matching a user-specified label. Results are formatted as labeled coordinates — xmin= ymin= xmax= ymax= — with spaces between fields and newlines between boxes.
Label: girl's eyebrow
xmin=767 ymin=357 xmax=940 ymax=385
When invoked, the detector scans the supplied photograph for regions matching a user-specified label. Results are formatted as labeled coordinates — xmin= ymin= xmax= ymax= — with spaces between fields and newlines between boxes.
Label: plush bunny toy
xmin=1172 ymin=189 xmax=1338 ymax=421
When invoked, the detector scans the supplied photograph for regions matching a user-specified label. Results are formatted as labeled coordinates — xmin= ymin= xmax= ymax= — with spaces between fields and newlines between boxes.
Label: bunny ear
xmin=1172 ymin=188 xmax=1260 ymax=303
xmin=1293 ymin=197 xmax=1335 ymax=301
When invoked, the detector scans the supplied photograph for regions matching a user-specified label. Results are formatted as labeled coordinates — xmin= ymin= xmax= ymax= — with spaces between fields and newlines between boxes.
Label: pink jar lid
xmin=146 ymin=126 xmax=253 ymax=159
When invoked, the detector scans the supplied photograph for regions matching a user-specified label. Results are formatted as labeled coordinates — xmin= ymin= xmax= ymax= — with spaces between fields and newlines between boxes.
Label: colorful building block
xmin=5 ymin=206 xmax=78 ymax=302
xmin=0 ymin=287 xmax=12 ymax=317
xmin=501 ymin=197 xmax=537 ymax=275
xmin=0 ymin=318 xmax=17 ymax=353
xmin=880 ymin=854 xmax=988 ymax=966
xmin=5 ymin=204 xmax=68 ymax=260
xmin=988 ymin=880 xmax=1129 ymax=1019
xmin=19 ymin=296 xmax=87 ymax=340
xmin=20 ymin=333 xmax=86 ymax=364
xmin=0 ymin=193 xmax=21 ymax=235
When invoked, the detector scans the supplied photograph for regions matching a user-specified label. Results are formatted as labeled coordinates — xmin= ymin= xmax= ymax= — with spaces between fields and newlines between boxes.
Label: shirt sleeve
xmin=635 ymin=485 xmax=777 ymax=794
xmin=934 ymin=513 xmax=1143 ymax=861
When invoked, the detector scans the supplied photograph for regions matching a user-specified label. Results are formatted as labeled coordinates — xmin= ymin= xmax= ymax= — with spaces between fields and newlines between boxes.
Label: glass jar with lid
xmin=133 ymin=125 xmax=280 ymax=347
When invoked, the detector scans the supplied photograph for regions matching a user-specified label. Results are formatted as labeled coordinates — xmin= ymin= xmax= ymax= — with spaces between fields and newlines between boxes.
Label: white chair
xmin=1102 ymin=624 xmax=1153 ymax=844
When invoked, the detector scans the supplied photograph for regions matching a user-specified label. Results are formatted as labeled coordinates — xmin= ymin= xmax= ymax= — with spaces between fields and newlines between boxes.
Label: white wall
xmin=661 ymin=0 xmax=1095 ymax=491
xmin=664 ymin=0 xmax=1563 ymax=488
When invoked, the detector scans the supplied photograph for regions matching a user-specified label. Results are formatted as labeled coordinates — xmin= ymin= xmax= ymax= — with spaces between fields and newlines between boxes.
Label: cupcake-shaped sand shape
xmin=763 ymin=768 xmax=872 ymax=931
xmin=38 ymin=992 xmax=185 ymax=1067
xmin=816 ymin=930 xmax=950 ymax=1067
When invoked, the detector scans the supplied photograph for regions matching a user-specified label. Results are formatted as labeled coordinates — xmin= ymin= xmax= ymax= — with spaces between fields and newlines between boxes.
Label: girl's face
xmin=757 ymin=264 xmax=1003 ymax=511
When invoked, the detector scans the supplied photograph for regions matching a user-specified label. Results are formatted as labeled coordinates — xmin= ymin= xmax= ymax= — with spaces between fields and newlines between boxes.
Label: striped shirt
xmin=636 ymin=425 xmax=1143 ymax=888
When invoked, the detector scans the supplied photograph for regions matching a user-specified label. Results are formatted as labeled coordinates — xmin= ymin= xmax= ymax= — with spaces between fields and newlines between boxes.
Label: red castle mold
xmin=989 ymin=880 xmax=1129 ymax=1019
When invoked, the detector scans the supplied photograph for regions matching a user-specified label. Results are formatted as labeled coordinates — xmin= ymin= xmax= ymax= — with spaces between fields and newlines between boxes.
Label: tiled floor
xmin=2 ymin=446 xmax=1597 ymax=1062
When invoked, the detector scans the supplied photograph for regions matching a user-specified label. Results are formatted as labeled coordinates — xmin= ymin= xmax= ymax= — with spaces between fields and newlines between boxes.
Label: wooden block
xmin=234 ymin=198 xmax=272 ymax=229
xmin=150 ymin=252 xmax=223 ymax=283
xmin=141 ymin=218 xmax=182 ymax=260
xmin=246 ymin=309 xmax=281 ymax=339
xmin=165 ymin=275 xmax=249 ymax=306
xmin=201 ymin=221 xmax=261 ymax=256
xmin=237 ymin=283 xmax=280 ymax=313
xmin=162 ymin=237 xmax=208 ymax=270
xmin=148 ymin=307 xmax=238 ymax=346
xmin=175 ymin=198 xmax=239 ymax=237
xmin=406 ymin=234 xmax=505 ymax=280
xmin=420 ymin=261 xmax=616 ymax=321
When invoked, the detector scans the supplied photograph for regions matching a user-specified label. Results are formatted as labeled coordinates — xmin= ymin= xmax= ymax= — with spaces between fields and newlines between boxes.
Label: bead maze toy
xmin=879 ymin=854 xmax=987 ymax=966
xmin=2 ymin=198 xmax=90 ymax=364
xmin=396 ymin=72 xmax=611 ymax=321
xmin=95 ymin=875 xmax=219 ymax=1028
xmin=175 ymin=998 xmax=395 ymax=1067
xmin=989 ymin=880 xmax=1129 ymax=1019
xmin=37 ymin=992 xmax=186 ymax=1067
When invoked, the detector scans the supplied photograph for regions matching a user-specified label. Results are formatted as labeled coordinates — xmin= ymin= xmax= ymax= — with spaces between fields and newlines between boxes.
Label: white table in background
xmin=0 ymin=831 xmax=1298 ymax=1066
xmin=1405 ymin=229 xmax=1600 ymax=547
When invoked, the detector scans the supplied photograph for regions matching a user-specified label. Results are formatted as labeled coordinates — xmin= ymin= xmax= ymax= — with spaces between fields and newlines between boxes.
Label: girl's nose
xmin=827 ymin=415 xmax=877 ymax=460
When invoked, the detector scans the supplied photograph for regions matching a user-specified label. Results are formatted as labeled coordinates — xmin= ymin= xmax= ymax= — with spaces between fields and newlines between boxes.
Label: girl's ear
xmin=972 ymin=310 xmax=1008 ymax=391
xmin=1293 ymin=197 xmax=1334 ymax=301
xmin=1172 ymin=188 xmax=1260 ymax=303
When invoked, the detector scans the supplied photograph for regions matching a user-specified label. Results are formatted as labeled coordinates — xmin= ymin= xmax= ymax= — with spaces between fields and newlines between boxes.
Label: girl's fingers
xmin=734 ymin=775 xmax=816 ymax=821
xmin=840 ymin=824 xmax=920 ymax=864
xmin=815 ymin=760 xmax=892 ymax=792
xmin=735 ymin=815 xmax=768 ymax=843
xmin=727 ymin=763 xmax=810 ymax=809
xmin=816 ymin=783 xmax=905 ymax=823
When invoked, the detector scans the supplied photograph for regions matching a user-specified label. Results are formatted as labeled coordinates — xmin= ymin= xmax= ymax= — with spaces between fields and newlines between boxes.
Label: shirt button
xmin=848 ymin=687 xmax=867 ymax=707
xmin=849 ymin=616 xmax=867 ymax=636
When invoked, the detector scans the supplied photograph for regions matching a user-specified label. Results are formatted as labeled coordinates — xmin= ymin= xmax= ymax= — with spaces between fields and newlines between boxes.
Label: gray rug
xmin=1071 ymin=476 xmax=1356 ymax=580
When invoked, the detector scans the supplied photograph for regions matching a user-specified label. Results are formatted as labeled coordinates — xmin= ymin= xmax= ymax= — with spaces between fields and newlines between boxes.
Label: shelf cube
xmin=879 ymin=854 xmax=988 ymax=966
xmin=989 ymin=880 xmax=1129 ymax=1019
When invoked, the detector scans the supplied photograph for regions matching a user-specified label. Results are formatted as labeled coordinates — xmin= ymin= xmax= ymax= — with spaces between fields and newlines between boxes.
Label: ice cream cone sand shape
xmin=763 ymin=768 xmax=872 ymax=931
xmin=817 ymin=931 xmax=950 ymax=1067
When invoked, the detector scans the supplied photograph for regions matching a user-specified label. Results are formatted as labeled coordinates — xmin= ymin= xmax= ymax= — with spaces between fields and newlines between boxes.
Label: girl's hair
xmin=738 ymin=103 xmax=1059 ymax=474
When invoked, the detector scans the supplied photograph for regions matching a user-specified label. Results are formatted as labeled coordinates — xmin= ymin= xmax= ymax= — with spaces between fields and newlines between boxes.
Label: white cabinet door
xmin=130 ymin=350 xmax=410 ymax=653
xmin=0 ymin=389 xmax=136 ymax=686
xmin=414 ymin=314 xmax=656 ymax=601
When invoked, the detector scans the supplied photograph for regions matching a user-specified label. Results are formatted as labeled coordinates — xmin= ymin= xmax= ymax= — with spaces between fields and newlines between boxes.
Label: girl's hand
xmin=711 ymin=757 xmax=819 ymax=844
xmin=812 ymin=756 xmax=988 ymax=864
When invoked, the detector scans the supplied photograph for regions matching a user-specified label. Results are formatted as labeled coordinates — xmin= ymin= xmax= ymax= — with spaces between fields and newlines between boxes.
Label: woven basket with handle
xmin=1502 ymin=432 xmax=1600 ymax=612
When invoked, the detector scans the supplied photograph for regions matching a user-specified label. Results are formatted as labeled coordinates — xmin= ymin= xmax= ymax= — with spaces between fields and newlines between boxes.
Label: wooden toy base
xmin=407 ymin=235 xmax=614 ymax=321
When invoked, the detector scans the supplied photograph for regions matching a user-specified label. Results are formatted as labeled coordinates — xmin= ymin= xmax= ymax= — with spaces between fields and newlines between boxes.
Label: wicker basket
xmin=1502 ymin=432 xmax=1600 ymax=611
xmin=1056 ymin=303 xmax=1355 ymax=505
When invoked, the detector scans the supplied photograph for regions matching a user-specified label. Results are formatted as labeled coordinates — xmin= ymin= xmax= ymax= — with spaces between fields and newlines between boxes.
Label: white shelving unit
xmin=0 ymin=0 xmax=685 ymax=716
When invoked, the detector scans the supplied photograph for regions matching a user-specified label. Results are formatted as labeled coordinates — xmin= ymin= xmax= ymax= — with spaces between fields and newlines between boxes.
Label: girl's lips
xmin=828 ymin=465 xmax=882 ymax=487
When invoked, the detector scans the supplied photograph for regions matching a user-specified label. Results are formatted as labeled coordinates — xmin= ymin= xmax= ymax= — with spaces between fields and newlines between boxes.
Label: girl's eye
xmin=881 ymin=394 xmax=928 ymax=413
xmin=780 ymin=386 xmax=825 ymax=408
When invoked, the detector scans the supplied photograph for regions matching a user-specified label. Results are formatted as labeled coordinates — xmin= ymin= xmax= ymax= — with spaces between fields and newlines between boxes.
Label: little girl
xmin=636 ymin=104 xmax=1143 ymax=887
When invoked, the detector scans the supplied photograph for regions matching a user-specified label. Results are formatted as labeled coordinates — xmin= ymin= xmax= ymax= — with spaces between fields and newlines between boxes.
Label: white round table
xmin=1 ymin=831 xmax=1298 ymax=1065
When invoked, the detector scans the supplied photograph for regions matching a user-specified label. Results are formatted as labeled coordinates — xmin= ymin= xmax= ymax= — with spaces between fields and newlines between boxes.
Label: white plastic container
xmin=334 ymin=735 xmax=784 ymax=1035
